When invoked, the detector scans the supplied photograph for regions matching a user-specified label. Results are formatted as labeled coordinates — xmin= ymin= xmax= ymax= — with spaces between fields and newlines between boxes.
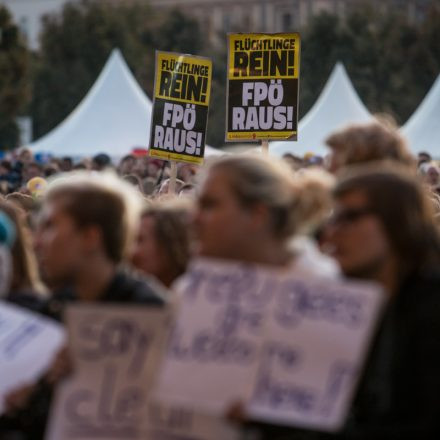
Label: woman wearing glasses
xmin=324 ymin=163 xmax=440 ymax=439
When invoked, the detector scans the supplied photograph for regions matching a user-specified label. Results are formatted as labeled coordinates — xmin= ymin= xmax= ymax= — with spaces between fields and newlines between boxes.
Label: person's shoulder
xmin=6 ymin=290 xmax=46 ymax=314
xmin=403 ymin=267 xmax=440 ymax=297
xmin=289 ymin=236 xmax=341 ymax=279
xmin=399 ymin=267 xmax=440 ymax=321
xmin=41 ymin=287 xmax=76 ymax=321
xmin=110 ymin=270 xmax=169 ymax=306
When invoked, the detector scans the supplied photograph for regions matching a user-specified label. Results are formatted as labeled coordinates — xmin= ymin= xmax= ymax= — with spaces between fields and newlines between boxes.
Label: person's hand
xmin=4 ymin=383 xmax=36 ymax=414
xmin=225 ymin=400 xmax=247 ymax=425
xmin=45 ymin=345 xmax=72 ymax=385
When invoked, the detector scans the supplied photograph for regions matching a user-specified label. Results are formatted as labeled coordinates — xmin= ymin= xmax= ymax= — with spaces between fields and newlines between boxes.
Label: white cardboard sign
xmin=247 ymin=274 xmax=383 ymax=431
xmin=155 ymin=258 xmax=383 ymax=432
xmin=154 ymin=261 xmax=270 ymax=413
xmin=144 ymin=402 xmax=240 ymax=440
xmin=0 ymin=300 xmax=66 ymax=414
xmin=47 ymin=304 xmax=171 ymax=440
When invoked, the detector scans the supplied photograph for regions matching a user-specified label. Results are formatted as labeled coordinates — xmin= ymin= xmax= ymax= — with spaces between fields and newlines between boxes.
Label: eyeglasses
xmin=328 ymin=207 xmax=374 ymax=225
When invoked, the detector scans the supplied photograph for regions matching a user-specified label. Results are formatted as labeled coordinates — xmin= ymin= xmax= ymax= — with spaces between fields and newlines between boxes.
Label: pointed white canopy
xmin=28 ymin=49 xmax=224 ymax=160
xmin=29 ymin=49 xmax=154 ymax=158
xmin=269 ymin=63 xmax=374 ymax=157
xmin=401 ymin=75 xmax=440 ymax=156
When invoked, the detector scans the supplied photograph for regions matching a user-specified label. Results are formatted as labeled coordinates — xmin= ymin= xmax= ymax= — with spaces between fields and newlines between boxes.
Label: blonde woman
xmin=194 ymin=154 xmax=338 ymax=277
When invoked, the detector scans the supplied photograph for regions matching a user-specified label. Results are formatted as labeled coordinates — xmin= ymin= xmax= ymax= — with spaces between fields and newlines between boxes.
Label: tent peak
xmin=108 ymin=48 xmax=123 ymax=62
xmin=401 ymin=73 xmax=440 ymax=155
xmin=28 ymin=48 xmax=153 ymax=158
xmin=269 ymin=61 xmax=373 ymax=157
xmin=328 ymin=62 xmax=352 ymax=87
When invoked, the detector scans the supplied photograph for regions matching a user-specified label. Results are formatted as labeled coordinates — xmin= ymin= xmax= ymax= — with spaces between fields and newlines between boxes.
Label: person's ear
xmin=248 ymin=202 xmax=271 ymax=232
xmin=81 ymin=225 xmax=103 ymax=255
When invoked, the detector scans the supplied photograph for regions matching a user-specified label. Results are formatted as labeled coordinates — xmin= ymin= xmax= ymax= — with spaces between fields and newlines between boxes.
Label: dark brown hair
xmin=142 ymin=199 xmax=192 ymax=278
xmin=335 ymin=163 xmax=440 ymax=275
xmin=326 ymin=121 xmax=415 ymax=169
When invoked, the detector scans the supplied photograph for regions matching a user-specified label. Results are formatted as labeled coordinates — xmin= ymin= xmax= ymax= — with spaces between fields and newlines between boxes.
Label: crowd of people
xmin=1 ymin=120 xmax=440 ymax=439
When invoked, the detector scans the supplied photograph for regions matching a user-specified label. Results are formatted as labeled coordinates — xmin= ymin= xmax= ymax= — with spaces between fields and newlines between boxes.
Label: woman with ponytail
xmin=194 ymin=154 xmax=338 ymax=276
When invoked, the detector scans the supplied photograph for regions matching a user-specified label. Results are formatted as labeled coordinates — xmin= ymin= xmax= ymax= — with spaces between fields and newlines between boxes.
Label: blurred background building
xmin=0 ymin=0 xmax=438 ymax=150
xmin=0 ymin=0 xmax=433 ymax=49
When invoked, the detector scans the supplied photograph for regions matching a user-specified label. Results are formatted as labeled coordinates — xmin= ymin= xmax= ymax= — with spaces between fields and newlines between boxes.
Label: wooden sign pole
xmin=169 ymin=161 xmax=178 ymax=194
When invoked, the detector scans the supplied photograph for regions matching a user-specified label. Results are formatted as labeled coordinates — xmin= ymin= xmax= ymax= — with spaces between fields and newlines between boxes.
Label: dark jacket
xmin=338 ymin=268 xmax=440 ymax=439
xmin=5 ymin=290 xmax=46 ymax=314
xmin=0 ymin=270 xmax=168 ymax=440
xmin=42 ymin=269 xmax=167 ymax=321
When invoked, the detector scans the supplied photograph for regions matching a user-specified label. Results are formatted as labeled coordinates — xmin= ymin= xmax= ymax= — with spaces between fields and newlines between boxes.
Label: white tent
xmin=401 ymin=74 xmax=440 ymax=156
xmin=29 ymin=49 xmax=153 ymax=159
xmin=28 ymin=49 xmax=224 ymax=159
xmin=269 ymin=63 xmax=374 ymax=158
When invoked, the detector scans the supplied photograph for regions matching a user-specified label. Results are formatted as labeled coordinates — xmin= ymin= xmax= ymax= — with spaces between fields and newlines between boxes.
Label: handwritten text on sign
xmin=144 ymin=402 xmax=240 ymax=440
xmin=154 ymin=258 xmax=383 ymax=432
xmin=154 ymin=262 xmax=267 ymax=413
xmin=47 ymin=305 xmax=171 ymax=440
xmin=0 ymin=301 xmax=66 ymax=414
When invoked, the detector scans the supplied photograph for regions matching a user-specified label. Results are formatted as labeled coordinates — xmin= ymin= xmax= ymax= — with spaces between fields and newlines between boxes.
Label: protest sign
xmin=247 ymin=274 xmax=383 ymax=431
xmin=154 ymin=258 xmax=383 ymax=432
xmin=47 ymin=304 xmax=171 ymax=440
xmin=149 ymin=52 xmax=212 ymax=165
xmin=0 ymin=301 xmax=66 ymax=414
xmin=153 ymin=260 xmax=269 ymax=412
xmin=226 ymin=33 xmax=300 ymax=142
xmin=144 ymin=402 xmax=240 ymax=440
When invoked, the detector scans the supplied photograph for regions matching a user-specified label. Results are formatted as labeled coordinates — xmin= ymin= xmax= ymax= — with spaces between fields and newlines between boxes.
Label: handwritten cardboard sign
xmin=144 ymin=402 xmax=240 ymax=440
xmin=0 ymin=300 xmax=66 ymax=414
xmin=248 ymin=274 xmax=383 ymax=431
xmin=154 ymin=258 xmax=383 ymax=432
xmin=154 ymin=261 xmax=269 ymax=413
xmin=47 ymin=304 xmax=171 ymax=440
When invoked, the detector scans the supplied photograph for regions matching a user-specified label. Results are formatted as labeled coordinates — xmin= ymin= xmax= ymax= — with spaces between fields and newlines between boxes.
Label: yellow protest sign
xmin=149 ymin=52 xmax=212 ymax=165
xmin=226 ymin=33 xmax=301 ymax=142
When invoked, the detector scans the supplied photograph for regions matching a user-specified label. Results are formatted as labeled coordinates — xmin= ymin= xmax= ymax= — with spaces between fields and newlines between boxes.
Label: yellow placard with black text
xmin=149 ymin=52 xmax=212 ymax=165
xmin=226 ymin=33 xmax=300 ymax=142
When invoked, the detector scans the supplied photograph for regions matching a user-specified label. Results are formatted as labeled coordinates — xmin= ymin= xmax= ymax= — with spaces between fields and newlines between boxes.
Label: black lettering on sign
xmin=233 ymin=50 xmax=295 ymax=77
xmin=159 ymin=71 xmax=208 ymax=102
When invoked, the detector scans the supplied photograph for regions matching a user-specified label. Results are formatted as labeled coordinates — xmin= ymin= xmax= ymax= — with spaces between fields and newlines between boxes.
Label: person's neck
xmin=158 ymin=269 xmax=181 ymax=288
xmin=234 ymin=238 xmax=293 ymax=267
xmin=75 ymin=257 xmax=117 ymax=302
xmin=374 ymin=257 xmax=400 ymax=297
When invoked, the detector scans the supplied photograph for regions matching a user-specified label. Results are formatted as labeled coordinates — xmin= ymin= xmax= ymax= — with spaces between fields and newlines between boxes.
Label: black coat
xmin=339 ymin=268 xmax=440 ymax=439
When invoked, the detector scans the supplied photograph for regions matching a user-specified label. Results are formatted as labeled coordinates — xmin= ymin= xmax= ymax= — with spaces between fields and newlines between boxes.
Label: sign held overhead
xmin=149 ymin=52 xmax=212 ymax=165
xmin=226 ymin=33 xmax=301 ymax=142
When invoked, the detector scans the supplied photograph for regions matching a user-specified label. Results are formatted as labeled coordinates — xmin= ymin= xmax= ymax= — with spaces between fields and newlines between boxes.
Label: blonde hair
xmin=46 ymin=171 xmax=143 ymax=263
xmin=0 ymin=200 xmax=46 ymax=295
xmin=206 ymin=155 xmax=334 ymax=239
xmin=326 ymin=121 xmax=415 ymax=169
xmin=293 ymin=167 xmax=335 ymax=233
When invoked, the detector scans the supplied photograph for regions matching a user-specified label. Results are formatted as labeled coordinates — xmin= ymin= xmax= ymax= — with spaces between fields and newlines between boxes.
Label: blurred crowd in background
xmin=1 ymin=119 xmax=440 ymax=439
